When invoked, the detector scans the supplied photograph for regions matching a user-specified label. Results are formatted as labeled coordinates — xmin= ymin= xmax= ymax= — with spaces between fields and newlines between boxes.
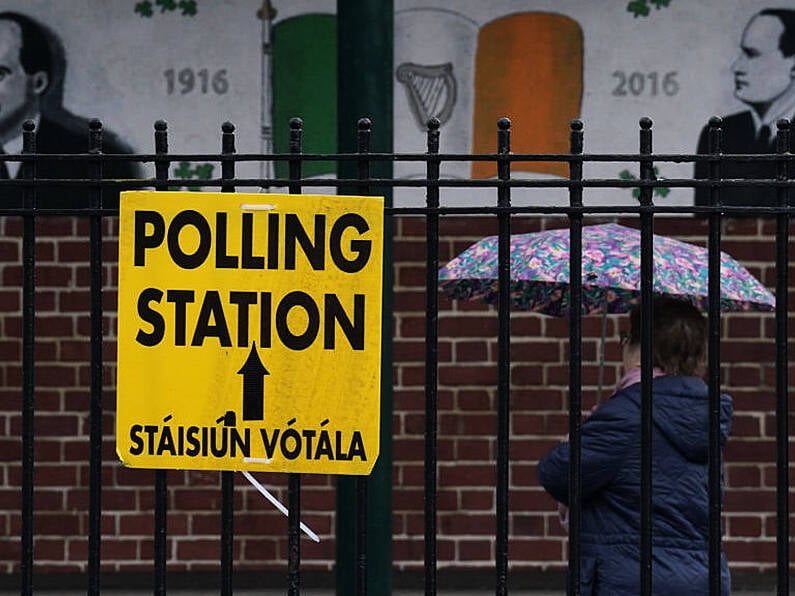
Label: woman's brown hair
xmin=627 ymin=295 xmax=708 ymax=376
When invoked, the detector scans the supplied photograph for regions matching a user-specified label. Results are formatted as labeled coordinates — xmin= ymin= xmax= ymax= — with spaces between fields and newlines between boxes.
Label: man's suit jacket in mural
xmin=694 ymin=110 xmax=785 ymax=209
xmin=2 ymin=113 xmax=142 ymax=210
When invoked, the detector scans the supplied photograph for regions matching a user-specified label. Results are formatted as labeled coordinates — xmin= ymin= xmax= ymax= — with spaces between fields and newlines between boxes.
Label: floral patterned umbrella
xmin=438 ymin=223 xmax=775 ymax=315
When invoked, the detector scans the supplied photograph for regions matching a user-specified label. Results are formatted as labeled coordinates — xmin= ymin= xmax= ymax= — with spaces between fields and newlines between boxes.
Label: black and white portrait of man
xmin=695 ymin=8 xmax=795 ymax=208
xmin=0 ymin=11 xmax=142 ymax=209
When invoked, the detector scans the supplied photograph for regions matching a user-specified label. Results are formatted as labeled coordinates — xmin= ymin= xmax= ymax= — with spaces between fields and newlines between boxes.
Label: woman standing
xmin=538 ymin=295 xmax=733 ymax=595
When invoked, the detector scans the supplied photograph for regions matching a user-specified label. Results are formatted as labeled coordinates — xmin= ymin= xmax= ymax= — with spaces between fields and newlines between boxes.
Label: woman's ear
xmin=623 ymin=344 xmax=641 ymax=369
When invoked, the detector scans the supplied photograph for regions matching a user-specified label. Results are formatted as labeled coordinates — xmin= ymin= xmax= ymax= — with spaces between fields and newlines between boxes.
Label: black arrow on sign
xmin=238 ymin=342 xmax=269 ymax=421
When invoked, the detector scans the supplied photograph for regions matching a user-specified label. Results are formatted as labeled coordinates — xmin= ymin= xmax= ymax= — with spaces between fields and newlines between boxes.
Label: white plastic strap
xmin=241 ymin=470 xmax=320 ymax=543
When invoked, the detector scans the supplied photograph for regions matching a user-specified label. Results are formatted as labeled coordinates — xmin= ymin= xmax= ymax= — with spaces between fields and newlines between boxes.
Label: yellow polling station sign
xmin=116 ymin=191 xmax=384 ymax=475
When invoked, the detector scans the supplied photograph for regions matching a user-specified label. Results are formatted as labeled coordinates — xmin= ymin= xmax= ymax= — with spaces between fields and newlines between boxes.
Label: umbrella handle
xmin=596 ymin=306 xmax=607 ymax=404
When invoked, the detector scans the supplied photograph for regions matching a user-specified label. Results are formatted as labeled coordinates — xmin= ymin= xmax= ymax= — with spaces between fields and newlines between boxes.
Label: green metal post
xmin=336 ymin=1 xmax=393 ymax=595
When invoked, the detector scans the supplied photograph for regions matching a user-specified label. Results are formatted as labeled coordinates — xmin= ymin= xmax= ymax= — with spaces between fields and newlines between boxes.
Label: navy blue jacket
xmin=538 ymin=375 xmax=733 ymax=595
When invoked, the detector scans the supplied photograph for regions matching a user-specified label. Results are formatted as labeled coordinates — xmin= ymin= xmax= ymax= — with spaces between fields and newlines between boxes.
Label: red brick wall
xmin=0 ymin=214 xmax=792 ymax=577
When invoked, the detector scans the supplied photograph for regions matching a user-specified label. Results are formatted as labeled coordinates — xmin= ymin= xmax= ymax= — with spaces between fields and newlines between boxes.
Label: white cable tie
xmin=240 ymin=203 xmax=276 ymax=210
xmin=241 ymin=470 xmax=320 ymax=543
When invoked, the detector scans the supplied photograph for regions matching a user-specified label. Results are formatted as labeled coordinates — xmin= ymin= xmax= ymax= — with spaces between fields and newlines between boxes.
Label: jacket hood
xmin=625 ymin=375 xmax=733 ymax=463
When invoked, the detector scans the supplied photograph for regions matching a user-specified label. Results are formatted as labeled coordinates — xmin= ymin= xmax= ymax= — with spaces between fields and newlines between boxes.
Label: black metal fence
xmin=7 ymin=115 xmax=792 ymax=595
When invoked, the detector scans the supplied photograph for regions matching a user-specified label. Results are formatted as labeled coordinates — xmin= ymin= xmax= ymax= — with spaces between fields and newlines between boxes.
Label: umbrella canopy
xmin=438 ymin=223 xmax=775 ymax=315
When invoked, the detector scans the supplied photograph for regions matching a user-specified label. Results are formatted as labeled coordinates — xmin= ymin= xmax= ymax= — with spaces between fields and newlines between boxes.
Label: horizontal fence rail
xmin=7 ymin=115 xmax=791 ymax=595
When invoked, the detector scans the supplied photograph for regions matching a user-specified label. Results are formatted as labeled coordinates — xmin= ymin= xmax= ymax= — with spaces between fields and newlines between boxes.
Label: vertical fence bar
xmin=706 ymin=116 xmax=723 ymax=595
xmin=19 ymin=119 xmax=36 ymax=596
xmin=495 ymin=117 xmax=511 ymax=596
xmin=87 ymin=119 xmax=105 ymax=596
xmin=638 ymin=117 xmax=654 ymax=595
xmin=220 ymin=121 xmax=236 ymax=596
xmin=567 ymin=119 xmax=584 ymax=596
xmin=153 ymin=120 xmax=170 ymax=596
xmin=287 ymin=116 xmax=304 ymax=596
xmin=774 ymin=118 xmax=790 ymax=596
xmin=355 ymin=117 xmax=372 ymax=596
xmin=424 ymin=116 xmax=441 ymax=596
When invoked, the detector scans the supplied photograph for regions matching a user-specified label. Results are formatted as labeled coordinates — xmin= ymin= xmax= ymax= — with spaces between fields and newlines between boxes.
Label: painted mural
xmin=0 ymin=0 xmax=791 ymax=207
